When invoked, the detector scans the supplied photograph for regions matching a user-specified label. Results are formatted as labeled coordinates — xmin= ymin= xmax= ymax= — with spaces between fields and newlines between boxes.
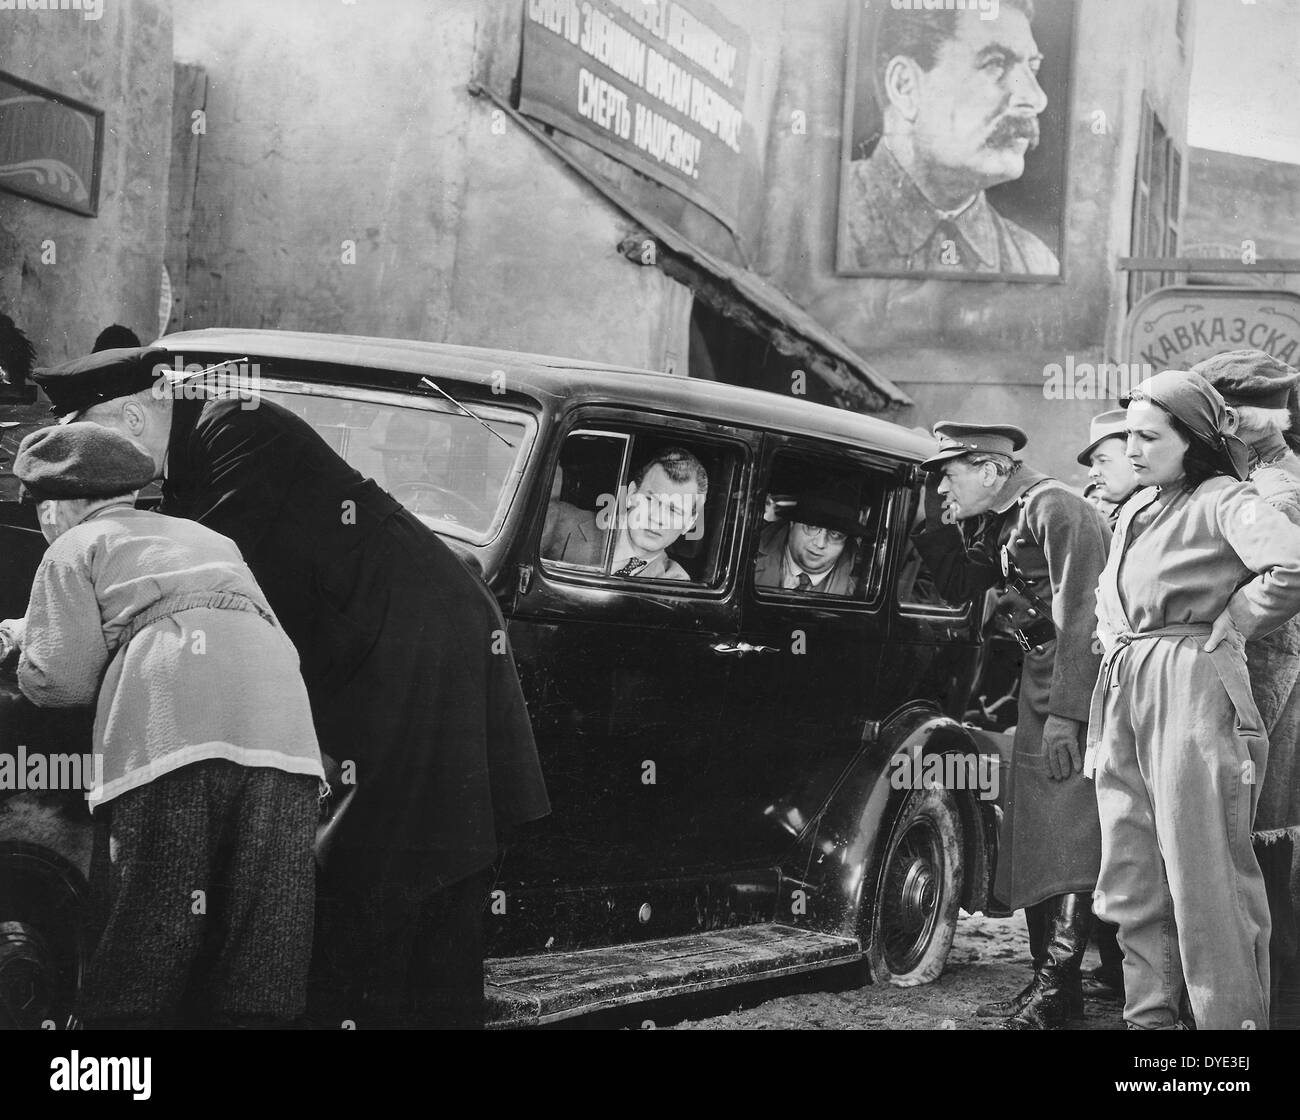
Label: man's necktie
xmin=614 ymin=557 xmax=648 ymax=577
xmin=795 ymin=573 xmax=812 ymax=592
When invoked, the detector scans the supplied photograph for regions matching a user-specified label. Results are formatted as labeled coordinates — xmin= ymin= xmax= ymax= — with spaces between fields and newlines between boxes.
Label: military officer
xmin=913 ymin=421 xmax=1110 ymax=1029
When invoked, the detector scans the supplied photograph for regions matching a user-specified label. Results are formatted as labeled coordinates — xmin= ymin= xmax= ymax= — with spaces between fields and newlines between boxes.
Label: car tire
xmin=0 ymin=845 xmax=89 ymax=1030
xmin=863 ymin=784 xmax=964 ymax=988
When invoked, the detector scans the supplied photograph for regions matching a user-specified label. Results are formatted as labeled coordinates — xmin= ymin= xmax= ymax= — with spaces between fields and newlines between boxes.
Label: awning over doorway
xmin=471 ymin=82 xmax=910 ymax=415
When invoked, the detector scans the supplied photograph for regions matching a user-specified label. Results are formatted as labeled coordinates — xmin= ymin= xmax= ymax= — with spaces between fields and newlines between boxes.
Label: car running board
xmin=484 ymin=924 xmax=862 ymax=1027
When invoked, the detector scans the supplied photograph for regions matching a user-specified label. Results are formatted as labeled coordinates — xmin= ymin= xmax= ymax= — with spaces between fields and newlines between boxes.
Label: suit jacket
xmin=753 ymin=521 xmax=859 ymax=597
xmin=913 ymin=468 xmax=1108 ymax=723
xmin=543 ymin=501 xmax=689 ymax=581
xmin=159 ymin=395 xmax=550 ymax=890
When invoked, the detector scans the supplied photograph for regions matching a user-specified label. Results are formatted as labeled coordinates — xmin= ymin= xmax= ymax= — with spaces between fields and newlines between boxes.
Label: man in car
xmin=913 ymin=421 xmax=1108 ymax=1029
xmin=753 ymin=487 xmax=865 ymax=595
xmin=543 ymin=446 xmax=707 ymax=581
xmin=32 ymin=345 xmax=551 ymax=1028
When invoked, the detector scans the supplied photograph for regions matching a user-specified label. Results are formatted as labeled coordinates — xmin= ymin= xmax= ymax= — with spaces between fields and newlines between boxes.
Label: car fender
xmin=777 ymin=701 xmax=999 ymax=938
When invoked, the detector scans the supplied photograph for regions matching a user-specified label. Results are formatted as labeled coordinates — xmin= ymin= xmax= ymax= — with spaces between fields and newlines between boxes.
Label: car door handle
xmin=710 ymin=641 xmax=778 ymax=655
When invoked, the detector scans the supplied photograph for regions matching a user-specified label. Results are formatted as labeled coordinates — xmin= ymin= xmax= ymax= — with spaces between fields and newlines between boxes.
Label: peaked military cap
xmin=33 ymin=345 xmax=171 ymax=419
xmin=1076 ymin=409 xmax=1129 ymax=466
xmin=921 ymin=421 xmax=1028 ymax=472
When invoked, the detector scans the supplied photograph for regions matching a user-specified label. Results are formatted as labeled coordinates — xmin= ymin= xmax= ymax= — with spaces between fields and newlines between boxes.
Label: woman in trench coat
xmin=1087 ymin=368 xmax=1300 ymax=1030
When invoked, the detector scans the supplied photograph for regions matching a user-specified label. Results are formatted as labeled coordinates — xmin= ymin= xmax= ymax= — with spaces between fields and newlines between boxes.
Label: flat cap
xmin=32 ymin=345 xmax=171 ymax=418
xmin=1077 ymin=409 xmax=1129 ymax=466
xmin=921 ymin=421 xmax=1028 ymax=472
xmin=1189 ymin=349 xmax=1300 ymax=408
xmin=14 ymin=422 xmax=158 ymax=501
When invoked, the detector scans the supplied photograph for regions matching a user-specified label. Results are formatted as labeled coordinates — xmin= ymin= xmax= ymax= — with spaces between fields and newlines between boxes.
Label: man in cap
xmin=32 ymin=345 xmax=551 ymax=1028
xmin=1078 ymin=409 xmax=1140 ymax=529
xmin=7 ymin=423 xmax=322 ymax=1027
xmin=1192 ymin=348 xmax=1300 ymax=1029
xmin=1070 ymin=408 xmax=1141 ymax=1004
xmin=913 ymin=421 xmax=1109 ymax=1028
xmin=754 ymin=486 xmax=867 ymax=596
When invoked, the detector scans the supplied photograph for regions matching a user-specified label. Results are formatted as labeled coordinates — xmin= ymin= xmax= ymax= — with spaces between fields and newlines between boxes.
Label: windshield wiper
xmin=419 ymin=376 xmax=514 ymax=449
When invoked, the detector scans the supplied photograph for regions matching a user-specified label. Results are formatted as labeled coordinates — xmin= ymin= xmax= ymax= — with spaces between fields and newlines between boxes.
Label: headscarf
xmin=1122 ymin=368 xmax=1251 ymax=482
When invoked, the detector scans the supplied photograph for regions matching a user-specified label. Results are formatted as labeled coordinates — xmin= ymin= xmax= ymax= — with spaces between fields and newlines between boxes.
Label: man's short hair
xmin=874 ymin=0 xmax=1035 ymax=102
xmin=963 ymin=451 xmax=1021 ymax=479
xmin=631 ymin=447 xmax=708 ymax=494
xmin=1235 ymin=405 xmax=1292 ymax=434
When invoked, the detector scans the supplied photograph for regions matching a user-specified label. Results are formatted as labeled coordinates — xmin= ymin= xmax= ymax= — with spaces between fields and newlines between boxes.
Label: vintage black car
xmin=0 ymin=329 xmax=1001 ymax=1028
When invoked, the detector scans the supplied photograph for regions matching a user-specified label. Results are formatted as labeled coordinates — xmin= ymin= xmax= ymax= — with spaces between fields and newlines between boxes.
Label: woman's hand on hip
xmin=1203 ymin=607 xmax=1244 ymax=653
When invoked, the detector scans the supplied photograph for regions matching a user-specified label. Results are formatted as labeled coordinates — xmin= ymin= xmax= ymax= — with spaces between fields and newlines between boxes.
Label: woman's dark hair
xmin=1131 ymin=392 xmax=1225 ymax=491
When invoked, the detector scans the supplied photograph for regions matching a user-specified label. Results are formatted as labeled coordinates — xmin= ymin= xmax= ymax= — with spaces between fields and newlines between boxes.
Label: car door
xmin=505 ymin=409 xmax=752 ymax=887
xmin=712 ymin=434 xmax=904 ymax=868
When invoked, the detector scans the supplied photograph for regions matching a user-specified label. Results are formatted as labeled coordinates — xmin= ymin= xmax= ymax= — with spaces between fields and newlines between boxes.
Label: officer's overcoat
xmin=914 ymin=467 xmax=1109 ymax=908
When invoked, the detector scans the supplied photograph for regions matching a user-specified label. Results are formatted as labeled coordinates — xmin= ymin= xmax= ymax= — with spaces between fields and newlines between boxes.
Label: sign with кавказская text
xmin=519 ymin=0 xmax=751 ymax=229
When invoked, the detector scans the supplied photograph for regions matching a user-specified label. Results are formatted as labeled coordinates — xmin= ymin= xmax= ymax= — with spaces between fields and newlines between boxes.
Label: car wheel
xmin=0 ymin=846 xmax=89 ymax=1029
xmin=863 ymin=785 xmax=964 ymax=987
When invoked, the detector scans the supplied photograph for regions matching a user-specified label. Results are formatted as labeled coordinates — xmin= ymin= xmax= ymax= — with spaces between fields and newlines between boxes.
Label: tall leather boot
xmin=975 ymin=901 xmax=1049 ymax=1018
xmin=1081 ymin=917 xmax=1124 ymax=1002
xmin=1003 ymin=892 xmax=1090 ymax=1030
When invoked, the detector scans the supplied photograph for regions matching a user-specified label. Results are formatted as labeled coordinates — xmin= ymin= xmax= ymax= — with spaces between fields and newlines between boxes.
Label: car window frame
xmin=746 ymin=433 xmax=905 ymax=616
xmin=890 ymin=483 xmax=974 ymax=623
xmin=533 ymin=408 xmax=752 ymax=601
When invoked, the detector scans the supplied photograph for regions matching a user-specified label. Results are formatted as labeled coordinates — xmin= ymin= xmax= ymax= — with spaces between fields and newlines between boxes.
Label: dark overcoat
xmin=159 ymin=395 xmax=550 ymax=894
xmin=914 ymin=468 xmax=1109 ymax=909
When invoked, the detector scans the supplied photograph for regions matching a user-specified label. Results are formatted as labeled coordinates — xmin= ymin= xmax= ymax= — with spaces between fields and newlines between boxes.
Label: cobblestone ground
xmin=559 ymin=911 xmax=1125 ymax=1030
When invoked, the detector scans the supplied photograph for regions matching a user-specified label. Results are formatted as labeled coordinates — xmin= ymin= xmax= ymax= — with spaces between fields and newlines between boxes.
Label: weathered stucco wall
xmin=756 ymin=0 xmax=1194 ymax=486
xmin=1185 ymin=147 xmax=1300 ymax=295
xmin=0 ymin=0 xmax=172 ymax=363
xmin=173 ymin=0 xmax=691 ymax=373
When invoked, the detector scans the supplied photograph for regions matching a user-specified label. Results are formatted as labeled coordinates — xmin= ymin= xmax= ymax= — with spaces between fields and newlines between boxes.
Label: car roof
xmin=157 ymin=329 xmax=937 ymax=461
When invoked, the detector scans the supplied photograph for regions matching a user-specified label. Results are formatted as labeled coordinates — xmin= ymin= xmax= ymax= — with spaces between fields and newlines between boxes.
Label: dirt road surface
xmin=561 ymin=911 xmax=1126 ymax=1029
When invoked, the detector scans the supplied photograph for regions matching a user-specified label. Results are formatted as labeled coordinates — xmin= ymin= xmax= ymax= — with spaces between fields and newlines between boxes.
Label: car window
xmin=752 ymin=449 xmax=886 ymax=604
xmin=896 ymin=485 xmax=970 ymax=615
xmin=262 ymin=388 xmax=531 ymax=546
xmin=540 ymin=427 xmax=737 ymax=588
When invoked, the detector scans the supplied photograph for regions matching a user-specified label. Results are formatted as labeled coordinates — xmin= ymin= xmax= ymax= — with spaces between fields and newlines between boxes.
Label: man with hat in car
xmin=30 ymin=344 xmax=551 ymax=1028
xmin=1192 ymin=348 xmax=1300 ymax=1029
xmin=913 ymin=421 xmax=1109 ymax=1029
xmin=1078 ymin=409 xmax=1140 ymax=529
xmin=754 ymin=485 xmax=867 ymax=596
